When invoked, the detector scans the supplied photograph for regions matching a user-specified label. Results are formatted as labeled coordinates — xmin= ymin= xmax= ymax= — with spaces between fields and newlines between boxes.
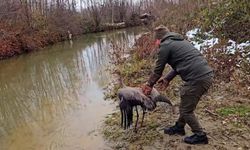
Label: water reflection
xmin=0 ymin=28 xmax=142 ymax=149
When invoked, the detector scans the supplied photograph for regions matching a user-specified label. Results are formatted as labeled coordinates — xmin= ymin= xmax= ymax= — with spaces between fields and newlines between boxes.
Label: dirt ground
xmin=103 ymin=36 xmax=250 ymax=150
xmin=103 ymin=86 xmax=250 ymax=150
xmin=103 ymin=61 xmax=250 ymax=150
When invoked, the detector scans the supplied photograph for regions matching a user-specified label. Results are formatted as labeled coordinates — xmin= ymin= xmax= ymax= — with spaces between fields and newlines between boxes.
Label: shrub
xmin=201 ymin=0 xmax=250 ymax=42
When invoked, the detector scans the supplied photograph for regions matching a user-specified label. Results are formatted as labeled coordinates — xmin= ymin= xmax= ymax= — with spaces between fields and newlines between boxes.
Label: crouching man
xmin=142 ymin=25 xmax=214 ymax=144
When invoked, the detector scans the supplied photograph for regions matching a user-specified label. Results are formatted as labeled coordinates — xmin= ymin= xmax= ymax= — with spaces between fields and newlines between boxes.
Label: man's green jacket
xmin=148 ymin=32 xmax=213 ymax=87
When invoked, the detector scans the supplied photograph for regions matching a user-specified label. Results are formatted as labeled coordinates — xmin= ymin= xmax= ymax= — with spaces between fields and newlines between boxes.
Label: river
xmin=0 ymin=28 xmax=142 ymax=150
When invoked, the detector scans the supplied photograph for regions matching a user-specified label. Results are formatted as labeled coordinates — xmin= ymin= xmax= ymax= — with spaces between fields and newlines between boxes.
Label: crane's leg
xmin=127 ymin=106 xmax=133 ymax=128
xmin=141 ymin=108 xmax=146 ymax=127
xmin=120 ymin=107 xmax=123 ymax=128
xmin=124 ymin=109 xmax=127 ymax=129
xmin=134 ymin=106 xmax=139 ymax=132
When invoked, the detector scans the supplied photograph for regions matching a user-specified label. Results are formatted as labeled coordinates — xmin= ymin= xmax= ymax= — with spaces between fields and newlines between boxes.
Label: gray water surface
xmin=0 ymin=28 xmax=142 ymax=150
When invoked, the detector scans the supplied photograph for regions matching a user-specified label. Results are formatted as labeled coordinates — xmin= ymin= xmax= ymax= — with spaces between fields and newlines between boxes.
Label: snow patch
xmin=186 ymin=28 xmax=250 ymax=54
xmin=226 ymin=40 xmax=250 ymax=54
xmin=186 ymin=28 xmax=219 ymax=51
xmin=186 ymin=28 xmax=200 ymax=39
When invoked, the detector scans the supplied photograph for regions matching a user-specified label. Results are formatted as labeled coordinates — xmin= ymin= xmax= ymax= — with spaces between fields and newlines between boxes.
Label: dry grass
xmin=103 ymin=32 xmax=250 ymax=149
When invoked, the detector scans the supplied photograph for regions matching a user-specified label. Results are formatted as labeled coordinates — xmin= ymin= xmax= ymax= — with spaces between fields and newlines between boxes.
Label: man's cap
xmin=154 ymin=25 xmax=169 ymax=40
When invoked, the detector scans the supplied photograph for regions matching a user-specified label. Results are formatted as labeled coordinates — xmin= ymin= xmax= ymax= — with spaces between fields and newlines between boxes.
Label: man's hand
xmin=157 ymin=77 xmax=169 ymax=90
xmin=142 ymin=84 xmax=152 ymax=95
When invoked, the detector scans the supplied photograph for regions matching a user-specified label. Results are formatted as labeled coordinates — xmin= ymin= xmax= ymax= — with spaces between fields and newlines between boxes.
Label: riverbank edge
xmin=101 ymin=33 xmax=182 ymax=149
xmin=0 ymin=25 xmax=139 ymax=61
xmin=102 ymin=33 xmax=250 ymax=149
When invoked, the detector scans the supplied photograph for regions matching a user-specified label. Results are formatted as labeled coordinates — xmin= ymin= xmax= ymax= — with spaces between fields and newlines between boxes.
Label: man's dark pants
xmin=177 ymin=74 xmax=213 ymax=133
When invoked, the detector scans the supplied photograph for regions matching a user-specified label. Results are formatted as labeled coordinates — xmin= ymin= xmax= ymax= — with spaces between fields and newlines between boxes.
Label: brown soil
xmin=103 ymin=86 xmax=250 ymax=150
xmin=103 ymin=48 xmax=250 ymax=150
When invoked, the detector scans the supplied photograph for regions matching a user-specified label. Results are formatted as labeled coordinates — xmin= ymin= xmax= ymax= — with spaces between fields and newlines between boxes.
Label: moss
xmin=216 ymin=105 xmax=250 ymax=117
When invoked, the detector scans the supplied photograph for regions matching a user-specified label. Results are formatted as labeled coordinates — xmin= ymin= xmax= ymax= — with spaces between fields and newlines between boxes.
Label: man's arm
xmin=164 ymin=69 xmax=178 ymax=82
xmin=147 ymin=45 xmax=170 ymax=87
xmin=157 ymin=69 xmax=178 ymax=87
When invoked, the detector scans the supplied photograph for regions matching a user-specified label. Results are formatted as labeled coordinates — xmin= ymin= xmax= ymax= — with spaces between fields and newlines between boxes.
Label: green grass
xmin=217 ymin=105 xmax=250 ymax=117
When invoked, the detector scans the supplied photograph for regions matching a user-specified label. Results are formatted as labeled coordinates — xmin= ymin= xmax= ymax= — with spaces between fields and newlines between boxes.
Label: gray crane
xmin=117 ymin=86 xmax=172 ymax=131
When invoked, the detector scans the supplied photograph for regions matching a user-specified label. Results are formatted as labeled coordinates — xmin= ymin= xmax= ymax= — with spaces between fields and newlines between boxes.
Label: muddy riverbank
xmin=103 ymin=32 xmax=250 ymax=150
xmin=0 ymin=28 xmax=143 ymax=150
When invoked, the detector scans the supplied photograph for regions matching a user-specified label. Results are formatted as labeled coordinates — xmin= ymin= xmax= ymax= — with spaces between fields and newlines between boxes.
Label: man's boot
xmin=164 ymin=122 xmax=185 ymax=135
xmin=184 ymin=131 xmax=208 ymax=144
